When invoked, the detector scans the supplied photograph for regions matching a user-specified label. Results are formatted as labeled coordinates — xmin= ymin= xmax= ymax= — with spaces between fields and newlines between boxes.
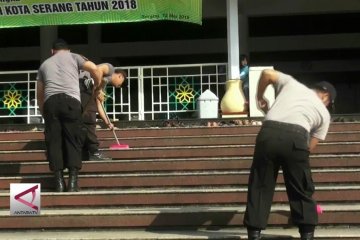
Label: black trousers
xmin=80 ymin=79 xmax=100 ymax=159
xmin=81 ymin=112 xmax=100 ymax=160
xmin=244 ymin=120 xmax=317 ymax=229
xmin=43 ymin=93 xmax=85 ymax=171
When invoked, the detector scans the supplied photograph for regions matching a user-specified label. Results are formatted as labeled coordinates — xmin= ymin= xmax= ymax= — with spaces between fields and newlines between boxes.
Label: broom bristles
xmin=110 ymin=143 xmax=129 ymax=149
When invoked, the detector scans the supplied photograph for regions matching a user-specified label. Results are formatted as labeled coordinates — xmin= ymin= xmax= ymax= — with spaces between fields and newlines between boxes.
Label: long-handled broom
xmin=100 ymin=103 xmax=129 ymax=150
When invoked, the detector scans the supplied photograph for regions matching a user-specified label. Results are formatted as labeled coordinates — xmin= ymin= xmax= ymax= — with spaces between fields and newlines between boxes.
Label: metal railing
xmin=0 ymin=63 xmax=227 ymax=123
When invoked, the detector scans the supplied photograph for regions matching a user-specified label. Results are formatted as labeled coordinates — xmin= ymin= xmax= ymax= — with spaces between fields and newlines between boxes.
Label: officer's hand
xmin=257 ymin=98 xmax=269 ymax=114
xmin=95 ymin=89 xmax=106 ymax=102
xmin=108 ymin=123 xmax=114 ymax=130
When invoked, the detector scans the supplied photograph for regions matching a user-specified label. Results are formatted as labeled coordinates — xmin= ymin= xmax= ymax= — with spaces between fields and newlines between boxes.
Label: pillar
xmin=226 ymin=0 xmax=240 ymax=80
xmin=87 ymin=24 xmax=102 ymax=63
xmin=220 ymin=0 xmax=247 ymax=116
xmin=40 ymin=26 xmax=58 ymax=62
xmin=238 ymin=13 xmax=249 ymax=57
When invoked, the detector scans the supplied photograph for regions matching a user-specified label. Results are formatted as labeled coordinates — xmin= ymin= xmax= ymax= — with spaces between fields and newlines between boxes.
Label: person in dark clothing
xmin=244 ymin=69 xmax=336 ymax=240
xmin=79 ymin=63 xmax=127 ymax=161
xmin=36 ymin=39 xmax=103 ymax=192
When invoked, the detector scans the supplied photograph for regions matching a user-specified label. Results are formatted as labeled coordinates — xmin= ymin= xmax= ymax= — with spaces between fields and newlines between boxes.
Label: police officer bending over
xmin=244 ymin=69 xmax=336 ymax=240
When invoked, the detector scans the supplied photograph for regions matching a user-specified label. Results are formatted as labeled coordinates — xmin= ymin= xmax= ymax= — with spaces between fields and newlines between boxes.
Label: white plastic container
xmin=197 ymin=89 xmax=219 ymax=119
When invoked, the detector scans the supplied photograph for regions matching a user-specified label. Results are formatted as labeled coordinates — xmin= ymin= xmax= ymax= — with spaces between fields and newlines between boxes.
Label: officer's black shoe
xmin=300 ymin=232 xmax=314 ymax=240
xmin=54 ymin=170 xmax=66 ymax=192
xmin=89 ymin=152 xmax=112 ymax=161
xmin=67 ymin=168 xmax=80 ymax=192
xmin=248 ymin=230 xmax=261 ymax=240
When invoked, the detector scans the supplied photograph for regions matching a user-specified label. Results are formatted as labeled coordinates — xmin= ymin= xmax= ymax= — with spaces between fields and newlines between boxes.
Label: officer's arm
xmin=82 ymin=61 xmax=106 ymax=101
xmin=96 ymin=99 xmax=113 ymax=129
xmin=309 ymin=137 xmax=320 ymax=152
xmin=82 ymin=61 xmax=102 ymax=89
xmin=256 ymin=69 xmax=279 ymax=113
xmin=96 ymin=64 xmax=110 ymax=89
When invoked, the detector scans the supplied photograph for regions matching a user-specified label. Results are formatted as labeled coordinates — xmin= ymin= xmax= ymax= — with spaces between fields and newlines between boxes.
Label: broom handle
xmin=100 ymin=103 xmax=120 ymax=145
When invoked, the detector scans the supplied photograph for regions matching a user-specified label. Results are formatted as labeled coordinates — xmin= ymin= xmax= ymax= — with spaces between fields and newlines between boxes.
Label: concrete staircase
xmin=0 ymin=122 xmax=360 ymax=239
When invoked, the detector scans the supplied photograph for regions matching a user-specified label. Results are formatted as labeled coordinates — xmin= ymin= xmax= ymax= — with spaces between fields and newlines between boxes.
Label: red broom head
xmin=110 ymin=143 xmax=129 ymax=150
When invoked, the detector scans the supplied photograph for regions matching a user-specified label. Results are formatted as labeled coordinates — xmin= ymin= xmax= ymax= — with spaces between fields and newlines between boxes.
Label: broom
xmin=100 ymin=103 xmax=129 ymax=149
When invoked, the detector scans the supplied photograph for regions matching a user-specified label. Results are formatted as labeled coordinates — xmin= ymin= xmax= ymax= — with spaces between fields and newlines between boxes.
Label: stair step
xmin=0 ymin=204 xmax=359 ymax=229
xmin=2 ymin=143 xmax=360 ymax=162
xmin=1 ymin=122 xmax=360 ymax=140
xmin=0 ymin=135 xmax=258 ymax=150
xmin=0 ymin=186 xmax=359 ymax=208
xmin=1 ymin=169 xmax=359 ymax=190
xmin=0 ymin=227 xmax=359 ymax=240
xmin=1 ymin=127 xmax=261 ymax=141
xmin=2 ymin=131 xmax=360 ymax=151
xmin=2 ymin=155 xmax=360 ymax=175
xmin=0 ymin=145 xmax=252 ymax=162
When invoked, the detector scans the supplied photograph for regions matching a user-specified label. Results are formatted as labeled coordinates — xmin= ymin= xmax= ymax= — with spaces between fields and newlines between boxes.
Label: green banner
xmin=0 ymin=0 xmax=202 ymax=28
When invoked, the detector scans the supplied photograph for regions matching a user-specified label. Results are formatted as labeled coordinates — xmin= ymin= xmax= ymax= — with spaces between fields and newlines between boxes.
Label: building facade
xmin=0 ymin=0 xmax=359 ymax=114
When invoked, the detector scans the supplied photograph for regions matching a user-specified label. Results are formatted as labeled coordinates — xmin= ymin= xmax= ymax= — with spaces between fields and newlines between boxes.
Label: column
xmin=87 ymin=24 xmax=102 ymax=63
xmin=220 ymin=0 xmax=247 ymax=117
xmin=226 ymin=0 xmax=240 ymax=80
xmin=238 ymin=13 xmax=249 ymax=57
xmin=40 ymin=26 xmax=58 ymax=62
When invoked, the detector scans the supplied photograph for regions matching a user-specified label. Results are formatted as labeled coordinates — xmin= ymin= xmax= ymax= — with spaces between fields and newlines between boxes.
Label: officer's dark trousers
xmin=43 ymin=93 xmax=84 ymax=171
xmin=80 ymin=80 xmax=99 ymax=159
xmin=81 ymin=108 xmax=99 ymax=160
xmin=244 ymin=120 xmax=318 ymax=229
xmin=82 ymin=118 xmax=99 ymax=161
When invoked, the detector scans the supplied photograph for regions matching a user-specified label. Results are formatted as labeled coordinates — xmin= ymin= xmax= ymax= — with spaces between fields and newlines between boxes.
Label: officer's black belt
xmin=262 ymin=120 xmax=309 ymax=137
xmin=48 ymin=93 xmax=79 ymax=101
